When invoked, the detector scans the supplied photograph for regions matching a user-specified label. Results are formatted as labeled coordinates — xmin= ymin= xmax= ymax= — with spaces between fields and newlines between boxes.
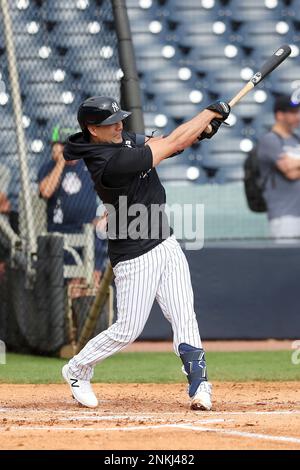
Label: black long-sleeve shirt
xmin=64 ymin=131 xmax=173 ymax=267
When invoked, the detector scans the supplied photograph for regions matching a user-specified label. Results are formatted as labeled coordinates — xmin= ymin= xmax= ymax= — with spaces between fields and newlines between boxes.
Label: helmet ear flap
xmin=83 ymin=128 xmax=90 ymax=140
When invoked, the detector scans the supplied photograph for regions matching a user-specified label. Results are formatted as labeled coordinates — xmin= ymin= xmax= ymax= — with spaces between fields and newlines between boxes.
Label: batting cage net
xmin=0 ymin=0 xmax=300 ymax=354
xmin=0 ymin=0 xmax=121 ymax=355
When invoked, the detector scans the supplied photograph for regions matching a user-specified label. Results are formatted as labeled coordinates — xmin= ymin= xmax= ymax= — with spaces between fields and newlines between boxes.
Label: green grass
xmin=0 ymin=351 xmax=299 ymax=384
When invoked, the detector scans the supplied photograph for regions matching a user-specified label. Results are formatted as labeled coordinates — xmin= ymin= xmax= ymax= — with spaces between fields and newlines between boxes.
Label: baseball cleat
xmin=190 ymin=381 xmax=212 ymax=411
xmin=62 ymin=364 xmax=98 ymax=408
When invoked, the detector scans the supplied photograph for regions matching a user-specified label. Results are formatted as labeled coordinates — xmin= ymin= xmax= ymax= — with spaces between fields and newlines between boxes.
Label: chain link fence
xmin=0 ymin=0 xmax=123 ymax=355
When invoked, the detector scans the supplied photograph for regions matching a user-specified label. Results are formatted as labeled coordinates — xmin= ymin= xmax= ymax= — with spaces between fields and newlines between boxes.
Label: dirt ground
xmin=126 ymin=339 xmax=294 ymax=352
xmin=0 ymin=382 xmax=300 ymax=450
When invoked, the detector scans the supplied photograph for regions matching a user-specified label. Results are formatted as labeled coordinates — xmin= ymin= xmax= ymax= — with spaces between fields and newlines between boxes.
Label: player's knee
xmin=106 ymin=321 xmax=142 ymax=345
xmin=179 ymin=343 xmax=208 ymax=397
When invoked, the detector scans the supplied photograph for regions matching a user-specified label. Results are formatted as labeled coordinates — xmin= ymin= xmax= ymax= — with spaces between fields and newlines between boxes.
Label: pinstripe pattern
xmin=68 ymin=235 xmax=202 ymax=380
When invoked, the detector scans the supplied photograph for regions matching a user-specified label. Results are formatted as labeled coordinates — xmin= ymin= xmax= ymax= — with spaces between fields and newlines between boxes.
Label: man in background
xmin=257 ymin=95 xmax=300 ymax=241
xmin=38 ymin=126 xmax=107 ymax=286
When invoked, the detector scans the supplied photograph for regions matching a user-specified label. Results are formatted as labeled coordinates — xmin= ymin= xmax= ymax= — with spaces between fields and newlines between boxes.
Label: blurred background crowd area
xmin=0 ymin=0 xmax=300 ymax=354
xmin=1 ymin=0 xmax=300 ymax=242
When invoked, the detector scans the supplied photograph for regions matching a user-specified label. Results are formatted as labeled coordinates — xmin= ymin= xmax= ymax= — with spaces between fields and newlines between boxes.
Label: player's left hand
xmin=206 ymin=101 xmax=231 ymax=121
xmin=197 ymin=101 xmax=231 ymax=141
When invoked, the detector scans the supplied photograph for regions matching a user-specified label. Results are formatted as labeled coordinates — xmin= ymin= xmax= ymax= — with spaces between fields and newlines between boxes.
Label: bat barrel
xmin=250 ymin=44 xmax=291 ymax=86
xmin=203 ymin=44 xmax=292 ymax=135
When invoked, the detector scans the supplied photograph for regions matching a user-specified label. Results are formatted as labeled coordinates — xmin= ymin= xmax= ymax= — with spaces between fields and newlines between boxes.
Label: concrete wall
xmin=140 ymin=244 xmax=300 ymax=340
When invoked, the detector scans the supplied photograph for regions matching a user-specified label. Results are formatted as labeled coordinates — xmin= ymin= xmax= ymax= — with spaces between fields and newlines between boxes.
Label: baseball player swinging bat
xmin=204 ymin=44 xmax=292 ymax=134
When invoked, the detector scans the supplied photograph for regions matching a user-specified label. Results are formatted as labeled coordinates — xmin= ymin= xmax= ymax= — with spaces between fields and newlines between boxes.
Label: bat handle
xmin=203 ymin=103 xmax=234 ymax=135
xmin=202 ymin=82 xmax=255 ymax=135
xmin=203 ymin=111 xmax=224 ymax=134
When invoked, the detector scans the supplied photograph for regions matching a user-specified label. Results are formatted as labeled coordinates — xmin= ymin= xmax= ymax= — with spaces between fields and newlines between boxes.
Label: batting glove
xmin=197 ymin=101 xmax=231 ymax=141
xmin=206 ymin=101 xmax=231 ymax=120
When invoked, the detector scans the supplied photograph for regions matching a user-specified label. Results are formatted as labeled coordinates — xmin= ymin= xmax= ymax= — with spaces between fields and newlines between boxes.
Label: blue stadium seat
xmin=82 ymin=85 xmax=120 ymax=101
xmin=142 ymin=66 xmax=196 ymax=94
xmin=178 ymin=34 xmax=230 ymax=51
xmin=45 ymin=0 xmax=92 ymax=22
xmin=0 ymin=112 xmax=15 ymax=131
xmin=131 ymin=32 xmax=165 ymax=51
xmin=19 ymin=64 xmax=64 ymax=86
xmin=268 ymin=65 xmax=300 ymax=95
xmin=229 ymin=0 xmax=282 ymax=21
xmin=166 ymin=9 xmax=215 ymax=25
xmin=201 ymin=128 xmax=248 ymax=168
xmin=0 ymin=0 xmax=298 ymax=195
xmin=157 ymin=162 xmax=207 ymax=183
xmin=239 ymin=21 xmax=293 ymax=49
xmin=66 ymin=57 xmax=118 ymax=78
xmin=187 ymin=45 xmax=243 ymax=72
xmin=0 ymin=131 xmax=18 ymax=154
xmin=46 ymin=0 xmax=78 ymax=9
xmin=47 ymin=21 xmax=107 ymax=48
xmin=251 ymin=112 xmax=275 ymax=135
xmin=137 ymin=56 xmax=181 ymax=73
xmin=215 ymin=165 xmax=245 ymax=184
xmin=13 ymin=33 xmax=46 ymax=57
xmin=163 ymin=90 xmax=210 ymax=119
xmin=23 ymin=82 xmax=71 ymax=102
xmin=23 ymin=99 xmax=77 ymax=121
xmin=45 ymin=9 xmax=91 ymax=22
xmin=175 ymin=19 xmax=230 ymax=39
xmin=143 ymin=111 xmax=171 ymax=136
xmin=163 ymin=0 xmax=216 ymax=8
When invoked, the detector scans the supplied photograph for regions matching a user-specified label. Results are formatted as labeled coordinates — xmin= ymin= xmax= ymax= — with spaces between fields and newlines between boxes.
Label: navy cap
xmin=274 ymin=95 xmax=300 ymax=113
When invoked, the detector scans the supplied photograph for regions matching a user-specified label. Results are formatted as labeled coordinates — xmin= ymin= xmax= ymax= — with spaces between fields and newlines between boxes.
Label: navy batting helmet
xmin=77 ymin=96 xmax=131 ymax=131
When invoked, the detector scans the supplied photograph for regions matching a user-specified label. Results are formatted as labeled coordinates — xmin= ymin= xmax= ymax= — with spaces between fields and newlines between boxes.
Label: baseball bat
xmin=204 ymin=44 xmax=292 ymax=133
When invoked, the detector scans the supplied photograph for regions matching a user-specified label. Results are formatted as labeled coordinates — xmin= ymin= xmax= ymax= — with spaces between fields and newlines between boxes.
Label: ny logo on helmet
xmin=112 ymin=102 xmax=119 ymax=113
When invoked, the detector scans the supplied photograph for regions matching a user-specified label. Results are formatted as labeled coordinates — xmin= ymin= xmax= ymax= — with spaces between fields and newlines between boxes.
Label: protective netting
xmin=0 ymin=0 xmax=119 ymax=354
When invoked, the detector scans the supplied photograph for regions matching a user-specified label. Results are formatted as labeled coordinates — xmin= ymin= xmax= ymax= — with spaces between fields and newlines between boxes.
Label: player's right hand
xmin=206 ymin=101 xmax=231 ymax=121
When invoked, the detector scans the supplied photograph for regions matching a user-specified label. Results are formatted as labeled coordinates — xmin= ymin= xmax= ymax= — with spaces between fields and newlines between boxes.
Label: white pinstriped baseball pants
xmin=68 ymin=235 xmax=202 ymax=380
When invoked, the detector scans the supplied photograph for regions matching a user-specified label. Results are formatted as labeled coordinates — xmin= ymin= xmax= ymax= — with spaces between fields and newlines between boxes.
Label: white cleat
xmin=190 ymin=381 xmax=212 ymax=411
xmin=62 ymin=364 xmax=98 ymax=408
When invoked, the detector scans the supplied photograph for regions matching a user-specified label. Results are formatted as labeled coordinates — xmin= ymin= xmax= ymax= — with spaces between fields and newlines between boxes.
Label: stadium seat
xmin=215 ymin=165 xmax=245 ymax=184
xmin=0 ymin=0 xmax=299 ymax=194
xmin=166 ymin=9 xmax=215 ymax=25
xmin=201 ymin=129 xmax=248 ymax=168
xmin=19 ymin=64 xmax=63 ymax=86
xmin=268 ymin=65 xmax=300 ymax=95
xmin=178 ymin=33 xmax=230 ymax=51
xmin=67 ymin=57 xmax=118 ymax=78
xmin=0 ymin=131 xmax=18 ymax=154
xmin=251 ymin=112 xmax=276 ymax=135
xmin=157 ymin=161 xmax=208 ymax=184
xmin=175 ymin=19 xmax=230 ymax=42
xmin=0 ymin=113 xmax=15 ymax=131
xmin=81 ymin=81 xmax=120 ymax=98
xmin=143 ymin=111 xmax=170 ymax=135
xmin=162 ymin=90 xmax=210 ymax=119
xmin=165 ymin=0 xmax=218 ymax=8
xmin=142 ymin=65 xmax=197 ymax=95
xmin=239 ymin=21 xmax=293 ymax=48
xmin=229 ymin=0 xmax=282 ymax=21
